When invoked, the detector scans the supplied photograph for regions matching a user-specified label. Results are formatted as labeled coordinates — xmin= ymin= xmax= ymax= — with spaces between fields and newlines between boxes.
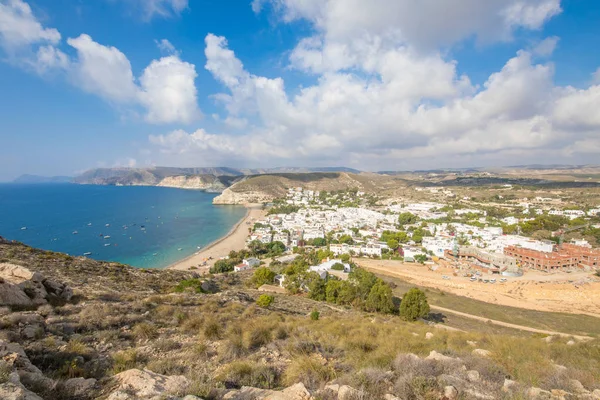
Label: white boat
xmin=178 ymin=248 xmax=183 ymax=251
xmin=83 ymin=252 xmax=92 ymax=256
xmin=104 ymin=235 xmax=111 ymax=239
xmin=152 ymin=253 xmax=158 ymax=256
xmin=104 ymin=243 xmax=111 ymax=247
xmin=105 ymin=224 xmax=110 ymax=227
xmin=73 ymin=231 xmax=78 ymax=235
xmin=87 ymin=223 xmax=92 ymax=226
xmin=20 ymin=227 xmax=27 ymax=230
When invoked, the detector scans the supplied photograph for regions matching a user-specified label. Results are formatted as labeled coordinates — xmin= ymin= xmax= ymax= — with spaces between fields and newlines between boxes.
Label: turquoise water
xmin=0 ymin=184 xmax=246 ymax=268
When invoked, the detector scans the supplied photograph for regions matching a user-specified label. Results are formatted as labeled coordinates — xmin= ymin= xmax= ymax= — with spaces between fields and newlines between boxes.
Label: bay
xmin=0 ymin=184 xmax=246 ymax=268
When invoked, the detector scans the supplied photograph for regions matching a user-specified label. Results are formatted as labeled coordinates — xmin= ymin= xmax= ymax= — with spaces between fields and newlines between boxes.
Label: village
xmin=244 ymin=187 xmax=600 ymax=283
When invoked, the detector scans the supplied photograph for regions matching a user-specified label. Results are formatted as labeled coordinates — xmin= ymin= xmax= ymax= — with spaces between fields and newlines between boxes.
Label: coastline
xmin=167 ymin=203 xmax=266 ymax=272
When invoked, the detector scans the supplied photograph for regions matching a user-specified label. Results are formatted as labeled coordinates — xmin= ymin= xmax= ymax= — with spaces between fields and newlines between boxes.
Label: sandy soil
xmin=359 ymin=259 xmax=600 ymax=317
xmin=168 ymin=205 xmax=266 ymax=273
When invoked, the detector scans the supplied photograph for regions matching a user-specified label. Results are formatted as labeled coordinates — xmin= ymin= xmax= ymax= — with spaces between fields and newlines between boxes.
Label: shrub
xmin=251 ymin=267 xmax=276 ymax=288
xmin=153 ymin=339 xmax=181 ymax=352
xmin=132 ymin=322 xmax=158 ymax=341
xmin=112 ymin=349 xmax=141 ymax=374
xmin=173 ymin=279 xmax=203 ymax=293
xmin=256 ymin=294 xmax=275 ymax=308
xmin=147 ymin=358 xmax=186 ymax=375
xmin=399 ymin=288 xmax=430 ymax=321
xmin=283 ymin=355 xmax=334 ymax=390
xmin=203 ymin=319 xmax=222 ymax=340
xmin=331 ymin=263 xmax=345 ymax=271
xmin=310 ymin=310 xmax=320 ymax=321
xmin=217 ymin=361 xmax=278 ymax=389
xmin=0 ymin=360 xmax=11 ymax=384
xmin=246 ymin=326 xmax=272 ymax=350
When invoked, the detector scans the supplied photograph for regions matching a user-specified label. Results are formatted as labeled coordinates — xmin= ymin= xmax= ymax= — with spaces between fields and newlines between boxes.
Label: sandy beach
xmin=168 ymin=204 xmax=266 ymax=272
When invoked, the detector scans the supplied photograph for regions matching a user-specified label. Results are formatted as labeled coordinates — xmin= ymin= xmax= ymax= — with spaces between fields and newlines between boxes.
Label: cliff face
xmin=156 ymin=175 xmax=226 ymax=192
xmin=212 ymin=187 xmax=275 ymax=205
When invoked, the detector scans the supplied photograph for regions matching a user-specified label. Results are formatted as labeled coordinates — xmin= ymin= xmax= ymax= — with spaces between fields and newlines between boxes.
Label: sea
xmin=0 ymin=184 xmax=247 ymax=269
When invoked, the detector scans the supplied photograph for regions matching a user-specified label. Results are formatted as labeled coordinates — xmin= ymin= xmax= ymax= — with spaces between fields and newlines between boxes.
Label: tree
xmin=398 ymin=212 xmax=418 ymax=226
xmin=387 ymin=239 xmax=399 ymax=251
xmin=340 ymin=254 xmax=351 ymax=263
xmin=349 ymin=268 xmax=378 ymax=300
xmin=365 ymin=280 xmax=396 ymax=314
xmin=210 ymin=259 xmax=234 ymax=274
xmin=251 ymin=267 xmax=276 ymax=288
xmin=248 ymin=240 xmax=266 ymax=256
xmin=307 ymin=273 xmax=327 ymax=301
xmin=336 ymin=281 xmax=358 ymax=305
xmin=325 ymin=280 xmax=342 ymax=303
xmin=399 ymin=288 xmax=430 ymax=321
xmin=414 ymin=254 xmax=427 ymax=264
xmin=339 ymin=234 xmax=354 ymax=245
xmin=331 ymin=262 xmax=345 ymax=271
xmin=312 ymin=237 xmax=327 ymax=247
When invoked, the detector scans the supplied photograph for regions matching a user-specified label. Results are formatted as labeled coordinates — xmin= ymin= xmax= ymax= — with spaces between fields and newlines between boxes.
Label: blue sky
xmin=1 ymin=0 xmax=600 ymax=181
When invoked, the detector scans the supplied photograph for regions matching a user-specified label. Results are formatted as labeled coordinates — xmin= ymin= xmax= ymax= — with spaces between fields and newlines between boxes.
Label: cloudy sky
xmin=1 ymin=0 xmax=600 ymax=180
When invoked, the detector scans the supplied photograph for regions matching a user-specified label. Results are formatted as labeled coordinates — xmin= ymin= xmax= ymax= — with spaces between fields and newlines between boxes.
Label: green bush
xmin=310 ymin=310 xmax=320 ymax=320
xmin=256 ymin=294 xmax=275 ymax=308
xmin=331 ymin=262 xmax=344 ymax=271
xmin=210 ymin=259 xmax=234 ymax=274
xmin=251 ymin=267 xmax=276 ymax=288
xmin=173 ymin=279 xmax=203 ymax=293
xmin=399 ymin=288 xmax=430 ymax=321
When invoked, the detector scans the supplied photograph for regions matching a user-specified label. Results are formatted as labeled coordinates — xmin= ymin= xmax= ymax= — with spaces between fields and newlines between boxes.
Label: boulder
xmin=223 ymin=383 xmax=312 ymax=400
xmin=426 ymin=350 xmax=457 ymax=363
xmin=0 ymin=382 xmax=44 ymax=400
xmin=443 ymin=385 xmax=458 ymax=400
xmin=566 ymin=340 xmax=576 ymax=346
xmin=425 ymin=332 xmax=434 ymax=340
xmin=384 ymin=395 xmax=399 ymax=400
xmin=527 ymin=387 xmax=552 ymax=399
xmin=107 ymin=369 xmax=189 ymax=400
xmin=338 ymin=385 xmax=362 ymax=400
xmin=471 ymin=349 xmax=491 ymax=358
xmin=503 ymin=379 xmax=518 ymax=392
xmin=466 ymin=370 xmax=480 ymax=382
xmin=63 ymin=377 xmax=97 ymax=397
xmin=0 ymin=264 xmax=72 ymax=306
xmin=592 ymin=389 xmax=600 ymax=399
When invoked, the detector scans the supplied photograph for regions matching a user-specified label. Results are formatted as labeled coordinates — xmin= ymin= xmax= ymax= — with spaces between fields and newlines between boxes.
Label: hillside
xmin=212 ymin=172 xmax=406 ymax=204
xmin=1 ymin=237 xmax=600 ymax=399
xmin=2 ymin=237 xmax=600 ymax=399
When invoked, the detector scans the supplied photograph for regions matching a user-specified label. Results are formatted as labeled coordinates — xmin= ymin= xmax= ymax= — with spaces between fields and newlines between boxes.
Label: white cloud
xmin=118 ymin=0 xmax=188 ymax=20
xmin=0 ymin=0 xmax=60 ymax=50
xmin=532 ymin=36 xmax=559 ymax=57
xmin=257 ymin=0 xmax=562 ymax=51
xmin=67 ymin=34 xmax=139 ymax=103
xmin=147 ymin=26 xmax=600 ymax=169
xmin=155 ymin=38 xmax=178 ymax=55
xmin=592 ymin=68 xmax=600 ymax=85
xmin=139 ymin=55 xmax=200 ymax=124
xmin=0 ymin=0 xmax=202 ymax=126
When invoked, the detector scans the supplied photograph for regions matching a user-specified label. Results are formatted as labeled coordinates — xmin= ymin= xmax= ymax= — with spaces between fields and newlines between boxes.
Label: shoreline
xmin=167 ymin=203 xmax=266 ymax=272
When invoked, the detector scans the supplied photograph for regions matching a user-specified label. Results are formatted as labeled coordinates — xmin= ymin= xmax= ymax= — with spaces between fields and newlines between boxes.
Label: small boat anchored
xmin=83 ymin=252 xmax=92 ymax=256
xmin=73 ymin=231 xmax=78 ymax=235
xmin=20 ymin=227 xmax=27 ymax=230
xmin=103 ymin=235 xmax=111 ymax=239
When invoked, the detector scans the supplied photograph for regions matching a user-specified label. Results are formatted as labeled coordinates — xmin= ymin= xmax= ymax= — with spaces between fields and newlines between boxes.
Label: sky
xmin=1 ymin=0 xmax=600 ymax=181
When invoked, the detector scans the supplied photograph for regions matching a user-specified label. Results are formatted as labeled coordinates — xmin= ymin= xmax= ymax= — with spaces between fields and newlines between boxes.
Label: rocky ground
xmin=1 ymin=237 xmax=600 ymax=400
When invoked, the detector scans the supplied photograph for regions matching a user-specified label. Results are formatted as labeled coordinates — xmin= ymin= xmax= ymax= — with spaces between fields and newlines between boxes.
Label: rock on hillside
xmin=0 ymin=263 xmax=72 ymax=307
xmin=157 ymin=175 xmax=226 ymax=192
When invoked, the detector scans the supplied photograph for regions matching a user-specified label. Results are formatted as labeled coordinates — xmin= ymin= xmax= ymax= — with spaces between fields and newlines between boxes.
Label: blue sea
xmin=0 ymin=184 xmax=247 ymax=268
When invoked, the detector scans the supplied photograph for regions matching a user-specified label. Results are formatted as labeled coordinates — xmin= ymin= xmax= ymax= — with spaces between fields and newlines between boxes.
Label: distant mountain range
xmin=13 ymin=174 xmax=73 ymax=184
